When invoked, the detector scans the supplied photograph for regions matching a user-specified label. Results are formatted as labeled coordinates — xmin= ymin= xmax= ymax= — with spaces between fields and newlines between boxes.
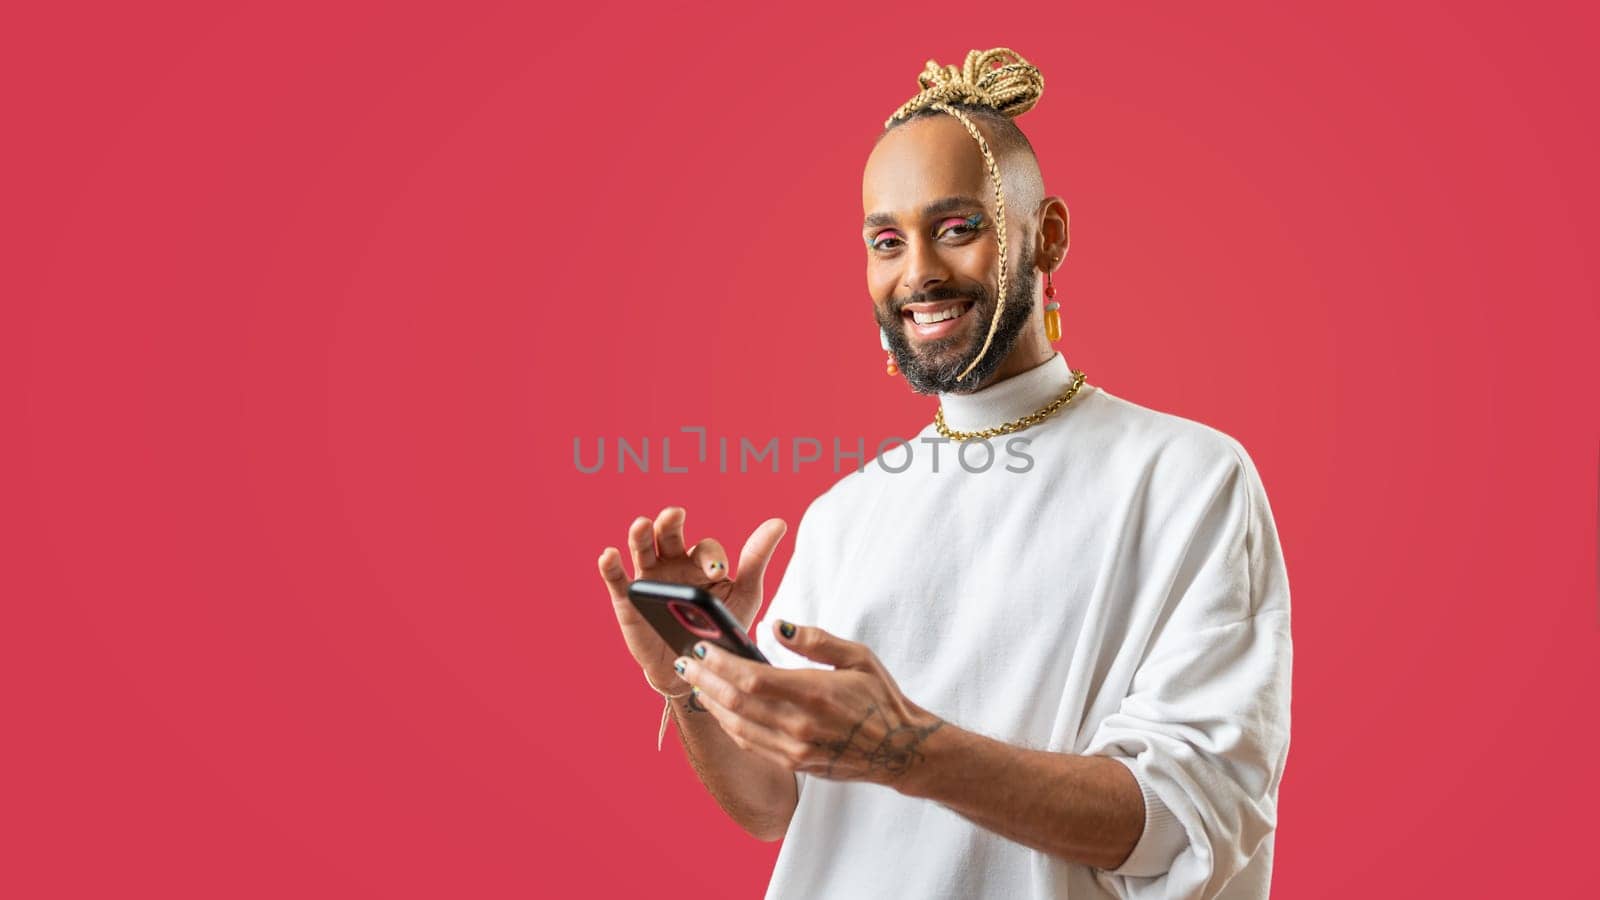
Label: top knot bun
xmin=884 ymin=47 xmax=1044 ymax=128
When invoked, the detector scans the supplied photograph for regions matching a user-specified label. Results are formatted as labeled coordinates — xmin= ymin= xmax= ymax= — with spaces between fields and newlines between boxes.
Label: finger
xmin=626 ymin=515 xmax=657 ymax=572
xmin=687 ymin=537 xmax=729 ymax=581
xmin=596 ymin=547 xmax=630 ymax=601
xmin=676 ymin=647 xmax=795 ymax=730
xmin=688 ymin=641 xmax=824 ymax=707
xmin=732 ymin=518 xmax=788 ymax=594
xmin=687 ymin=678 xmax=811 ymax=765
xmin=655 ymin=506 xmax=688 ymax=559
xmin=773 ymin=621 xmax=874 ymax=671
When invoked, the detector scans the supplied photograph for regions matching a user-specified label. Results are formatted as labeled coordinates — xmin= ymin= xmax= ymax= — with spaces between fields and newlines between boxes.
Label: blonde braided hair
xmin=883 ymin=48 xmax=1045 ymax=383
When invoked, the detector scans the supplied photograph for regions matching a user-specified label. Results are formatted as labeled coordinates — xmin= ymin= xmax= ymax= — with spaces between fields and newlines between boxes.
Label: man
xmin=597 ymin=48 xmax=1292 ymax=899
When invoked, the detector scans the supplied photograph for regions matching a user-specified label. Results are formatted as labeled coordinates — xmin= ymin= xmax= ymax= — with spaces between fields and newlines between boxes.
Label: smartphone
xmin=627 ymin=580 xmax=770 ymax=664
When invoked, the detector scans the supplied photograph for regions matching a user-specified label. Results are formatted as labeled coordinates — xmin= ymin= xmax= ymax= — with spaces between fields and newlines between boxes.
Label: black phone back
xmin=627 ymin=580 xmax=769 ymax=664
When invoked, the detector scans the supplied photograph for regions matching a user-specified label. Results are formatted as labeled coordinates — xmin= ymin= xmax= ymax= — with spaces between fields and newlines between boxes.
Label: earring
xmin=880 ymin=326 xmax=899 ymax=375
xmin=1044 ymin=270 xmax=1061 ymax=343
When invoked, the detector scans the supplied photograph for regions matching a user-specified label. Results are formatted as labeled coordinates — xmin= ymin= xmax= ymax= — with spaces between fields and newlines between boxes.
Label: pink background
xmin=7 ymin=1 xmax=1597 ymax=896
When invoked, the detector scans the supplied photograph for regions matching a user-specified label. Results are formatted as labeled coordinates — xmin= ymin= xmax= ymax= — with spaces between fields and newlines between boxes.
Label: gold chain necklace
xmin=933 ymin=369 xmax=1088 ymax=441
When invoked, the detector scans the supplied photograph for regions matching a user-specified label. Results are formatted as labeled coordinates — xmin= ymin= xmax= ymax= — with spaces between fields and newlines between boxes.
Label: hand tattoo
xmin=810 ymin=704 xmax=945 ymax=779
xmin=683 ymin=690 xmax=709 ymax=713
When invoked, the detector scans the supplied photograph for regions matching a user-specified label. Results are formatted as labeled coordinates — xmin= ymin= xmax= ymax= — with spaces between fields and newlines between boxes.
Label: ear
xmin=1037 ymin=195 xmax=1070 ymax=266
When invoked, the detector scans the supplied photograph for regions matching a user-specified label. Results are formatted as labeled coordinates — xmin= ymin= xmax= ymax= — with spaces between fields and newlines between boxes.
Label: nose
xmin=901 ymin=234 xmax=954 ymax=296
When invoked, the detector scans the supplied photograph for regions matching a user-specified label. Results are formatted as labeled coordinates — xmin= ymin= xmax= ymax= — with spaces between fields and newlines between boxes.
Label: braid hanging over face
xmin=882 ymin=48 xmax=1045 ymax=383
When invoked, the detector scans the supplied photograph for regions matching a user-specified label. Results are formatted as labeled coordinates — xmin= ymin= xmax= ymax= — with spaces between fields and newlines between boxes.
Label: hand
xmin=673 ymin=622 xmax=946 ymax=787
xmin=597 ymin=506 xmax=788 ymax=694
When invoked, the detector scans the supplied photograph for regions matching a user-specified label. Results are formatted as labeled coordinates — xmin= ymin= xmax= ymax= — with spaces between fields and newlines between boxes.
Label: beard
xmin=874 ymin=241 xmax=1039 ymax=395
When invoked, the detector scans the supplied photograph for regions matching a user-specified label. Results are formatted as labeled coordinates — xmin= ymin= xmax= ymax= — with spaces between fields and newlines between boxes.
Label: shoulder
xmin=1080 ymin=385 xmax=1254 ymax=481
xmin=789 ymin=419 xmax=939 ymax=517
xmin=790 ymin=454 xmax=880 ymax=535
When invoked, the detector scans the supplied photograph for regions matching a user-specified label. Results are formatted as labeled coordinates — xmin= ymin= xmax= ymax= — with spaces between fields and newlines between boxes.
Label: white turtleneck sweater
xmin=752 ymin=351 xmax=1292 ymax=900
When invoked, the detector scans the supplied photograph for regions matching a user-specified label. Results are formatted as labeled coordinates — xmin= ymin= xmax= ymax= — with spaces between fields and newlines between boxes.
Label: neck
xmin=936 ymin=348 xmax=1085 ymax=434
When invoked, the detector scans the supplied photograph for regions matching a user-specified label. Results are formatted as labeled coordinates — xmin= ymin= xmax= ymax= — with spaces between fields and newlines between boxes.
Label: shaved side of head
xmin=877 ymin=103 xmax=1046 ymax=224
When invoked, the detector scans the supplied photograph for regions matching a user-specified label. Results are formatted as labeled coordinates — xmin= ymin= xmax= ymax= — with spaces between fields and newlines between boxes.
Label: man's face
xmin=862 ymin=116 xmax=1038 ymax=395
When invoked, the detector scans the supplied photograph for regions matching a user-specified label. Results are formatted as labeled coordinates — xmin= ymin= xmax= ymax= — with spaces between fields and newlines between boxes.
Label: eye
xmin=936 ymin=214 xmax=984 ymax=239
xmin=867 ymin=231 xmax=904 ymax=252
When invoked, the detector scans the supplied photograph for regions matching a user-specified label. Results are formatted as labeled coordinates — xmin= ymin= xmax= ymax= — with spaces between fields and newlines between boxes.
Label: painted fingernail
xmin=673 ymin=659 xmax=687 ymax=675
xmin=693 ymin=643 xmax=708 ymax=659
xmin=778 ymin=620 xmax=796 ymax=639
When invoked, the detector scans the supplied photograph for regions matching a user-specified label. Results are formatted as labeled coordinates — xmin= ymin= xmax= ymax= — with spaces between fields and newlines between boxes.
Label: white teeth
xmin=911 ymin=304 xmax=967 ymax=325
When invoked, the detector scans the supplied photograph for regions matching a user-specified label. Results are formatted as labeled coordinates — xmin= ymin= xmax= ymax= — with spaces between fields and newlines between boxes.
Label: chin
xmin=911 ymin=335 xmax=974 ymax=361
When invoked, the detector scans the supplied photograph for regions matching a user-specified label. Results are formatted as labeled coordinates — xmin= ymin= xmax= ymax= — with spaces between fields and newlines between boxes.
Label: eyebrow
xmin=863 ymin=195 xmax=987 ymax=231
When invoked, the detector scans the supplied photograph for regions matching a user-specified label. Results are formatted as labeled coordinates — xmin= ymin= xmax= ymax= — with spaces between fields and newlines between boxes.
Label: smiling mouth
xmin=903 ymin=300 xmax=975 ymax=325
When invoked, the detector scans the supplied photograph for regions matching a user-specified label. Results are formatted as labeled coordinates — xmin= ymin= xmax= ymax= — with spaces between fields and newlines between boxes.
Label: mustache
xmin=892 ymin=285 xmax=986 ymax=315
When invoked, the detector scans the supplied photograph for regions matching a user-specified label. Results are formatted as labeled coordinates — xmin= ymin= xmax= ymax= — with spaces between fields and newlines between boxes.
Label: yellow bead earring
xmin=880 ymin=326 xmax=899 ymax=375
xmin=1043 ymin=269 xmax=1062 ymax=342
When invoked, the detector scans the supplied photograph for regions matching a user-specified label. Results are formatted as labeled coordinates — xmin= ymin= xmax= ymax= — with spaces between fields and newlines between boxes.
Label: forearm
xmin=669 ymin=693 xmax=798 ymax=841
xmin=899 ymin=720 xmax=1145 ymax=870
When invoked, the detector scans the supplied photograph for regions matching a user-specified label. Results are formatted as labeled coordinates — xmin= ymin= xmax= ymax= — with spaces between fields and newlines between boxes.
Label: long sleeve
xmin=1085 ymin=441 xmax=1294 ymax=899
xmin=754 ymin=493 xmax=837 ymax=797
xmin=754 ymin=493 xmax=833 ymax=671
